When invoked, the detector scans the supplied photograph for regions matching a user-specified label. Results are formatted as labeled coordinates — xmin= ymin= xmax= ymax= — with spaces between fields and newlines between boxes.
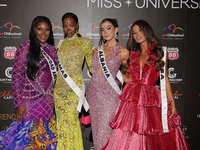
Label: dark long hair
xmin=26 ymin=16 xmax=54 ymax=80
xmin=62 ymin=12 xmax=81 ymax=38
xmin=98 ymin=18 xmax=119 ymax=47
xmin=126 ymin=20 xmax=164 ymax=71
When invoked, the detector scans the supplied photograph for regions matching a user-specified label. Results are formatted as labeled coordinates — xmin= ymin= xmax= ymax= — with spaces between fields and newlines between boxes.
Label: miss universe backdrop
xmin=0 ymin=0 xmax=199 ymax=149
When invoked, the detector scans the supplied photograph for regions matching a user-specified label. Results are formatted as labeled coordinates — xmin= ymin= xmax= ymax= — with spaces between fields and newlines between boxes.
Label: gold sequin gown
xmin=54 ymin=34 xmax=92 ymax=150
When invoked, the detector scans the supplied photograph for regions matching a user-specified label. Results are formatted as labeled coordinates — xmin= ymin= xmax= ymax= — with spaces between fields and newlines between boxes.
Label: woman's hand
xmin=170 ymin=102 xmax=178 ymax=117
xmin=15 ymin=106 xmax=27 ymax=122
xmin=164 ymin=58 xmax=178 ymax=118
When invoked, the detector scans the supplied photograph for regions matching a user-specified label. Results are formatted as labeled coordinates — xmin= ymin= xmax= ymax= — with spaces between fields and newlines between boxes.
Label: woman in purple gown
xmin=0 ymin=16 xmax=58 ymax=150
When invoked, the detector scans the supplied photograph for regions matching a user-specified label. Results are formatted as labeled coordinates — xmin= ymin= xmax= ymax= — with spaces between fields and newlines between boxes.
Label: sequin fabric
xmin=102 ymin=46 xmax=191 ymax=150
xmin=54 ymin=34 xmax=92 ymax=150
xmin=0 ymin=41 xmax=58 ymax=149
xmin=87 ymin=44 xmax=121 ymax=150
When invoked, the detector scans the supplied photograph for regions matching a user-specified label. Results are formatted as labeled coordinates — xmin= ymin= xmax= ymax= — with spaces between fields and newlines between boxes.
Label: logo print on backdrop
xmin=182 ymin=125 xmax=189 ymax=139
xmin=0 ymin=0 xmax=7 ymax=7
xmin=0 ymin=114 xmax=16 ymax=121
xmin=0 ymin=91 xmax=13 ymax=99
xmin=122 ymin=24 xmax=132 ymax=39
xmin=51 ymin=23 xmax=63 ymax=39
xmin=81 ymin=23 xmax=100 ymax=39
xmin=168 ymin=67 xmax=183 ymax=83
xmin=168 ymin=67 xmax=177 ymax=79
xmin=4 ymin=46 xmax=17 ymax=60
xmin=163 ymin=24 xmax=183 ymax=33
xmin=124 ymin=0 xmax=133 ymax=7
xmin=172 ymin=90 xmax=183 ymax=99
xmin=0 ymin=67 xmax=12 ymax=83
xmin=90 ymin=147 xmax=94 ymax=150
xmin=167 ymin=47 xmax=179 ymax=60
xmin=197 ymin=114 xmax=200 ymax=118
xmin=0 ymin=22 xmax=22 ymax=38
xmin=51 ymin=23 xmax=62 ymax=31
xmin=83 ymin=70 xmax=92 ymax=84
xmin=182 ymin=125 xmax=187 ymax=134
xmin=87 ymin=0 xmax=122 ymax=8
xmin=5 ymin=67 xmax=12 ymax=78
xmin=87 ymin=0 xmax=200 ymax=9
xmin=0 ymin=22 xmax=21 ymax=31
xmin=162 ymin=24 xmax=184 ymax=40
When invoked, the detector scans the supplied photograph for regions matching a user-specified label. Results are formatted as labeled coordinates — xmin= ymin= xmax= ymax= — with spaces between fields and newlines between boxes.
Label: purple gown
xmin=0 ymin=41 xmax=58 ymax=150
xmin=87 ymin=44 xmax=121 ymax=150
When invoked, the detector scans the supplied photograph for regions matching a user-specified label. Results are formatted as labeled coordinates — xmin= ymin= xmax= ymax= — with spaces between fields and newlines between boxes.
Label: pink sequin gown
xmin=102 ymin=46 xmax=191 ymax=150
xmin=87 ymin=44 xmax=121 ymax=150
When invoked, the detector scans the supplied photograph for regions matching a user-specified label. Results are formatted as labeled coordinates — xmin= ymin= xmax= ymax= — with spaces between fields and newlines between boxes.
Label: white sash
xmin=117 ymin=70 xmax=123 ymax=86
xmin=160 ymin=46 xmax=169 ymax=132
xmin=41 ymin=47 xmax=57 ymax=84
xmin=57 ymin=39 xmax=89 ymax=112
xmin=98 ymin=46 xmax=122 ymax=95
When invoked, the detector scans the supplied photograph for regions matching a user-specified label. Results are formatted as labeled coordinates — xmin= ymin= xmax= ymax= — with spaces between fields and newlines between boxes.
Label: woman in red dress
xmin=102 ymin=20 xmax=190 ymax=150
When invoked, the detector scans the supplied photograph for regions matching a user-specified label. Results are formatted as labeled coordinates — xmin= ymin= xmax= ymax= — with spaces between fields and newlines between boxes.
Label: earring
xmin=115 ymin=33 xmax=117 ymax=38
xmin=103 ymin=37 xmax=106 ymax=43
xmin=76 ymin=27 xmax=79 ymax=35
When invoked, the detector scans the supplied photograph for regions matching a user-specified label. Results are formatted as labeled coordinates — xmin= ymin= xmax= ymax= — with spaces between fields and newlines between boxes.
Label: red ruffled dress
xmin=102 ymin=45 xmax=191 ymax=150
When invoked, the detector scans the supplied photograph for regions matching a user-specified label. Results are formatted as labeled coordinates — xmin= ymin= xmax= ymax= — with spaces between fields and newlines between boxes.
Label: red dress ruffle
xmin=110 ymin=82 xmax=176 ymax=136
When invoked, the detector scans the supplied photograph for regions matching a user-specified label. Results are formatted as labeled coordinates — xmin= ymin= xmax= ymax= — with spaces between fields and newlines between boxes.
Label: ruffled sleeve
xmin=147 ymin=43 xmax=158 ymax=60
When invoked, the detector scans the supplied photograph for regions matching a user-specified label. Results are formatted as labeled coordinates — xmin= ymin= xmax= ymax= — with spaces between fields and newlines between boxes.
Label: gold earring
xmin=76 ymin=27 xmax=79 ymax=34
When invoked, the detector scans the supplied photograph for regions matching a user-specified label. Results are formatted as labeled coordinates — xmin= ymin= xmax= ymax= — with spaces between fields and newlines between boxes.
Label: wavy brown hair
xmin=126 ymin=20 xmax=164 ymax=71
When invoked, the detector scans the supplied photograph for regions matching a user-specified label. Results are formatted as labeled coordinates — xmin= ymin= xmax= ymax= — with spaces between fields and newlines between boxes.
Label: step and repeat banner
xmin=0 ymin=0 xmax=200 ymax=149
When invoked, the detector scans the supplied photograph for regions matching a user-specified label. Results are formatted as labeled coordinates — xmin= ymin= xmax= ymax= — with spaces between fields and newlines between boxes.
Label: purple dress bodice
xmin=12 ymin=41 xmax=57 ymax=121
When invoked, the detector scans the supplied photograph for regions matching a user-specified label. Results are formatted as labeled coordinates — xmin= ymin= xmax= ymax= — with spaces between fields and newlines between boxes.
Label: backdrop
xmin=0 ymin=0 xmax=200 ymax=149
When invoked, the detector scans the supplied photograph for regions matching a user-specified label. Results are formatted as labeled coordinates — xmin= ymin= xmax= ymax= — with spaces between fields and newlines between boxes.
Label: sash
xmin=160 ymin=46 xmax=169 ymax=133
xmin=41 ymin=47 xmax=57 ymax=84
xmin=57 ymin=39 xmax=89 ymax=112
xmin=98 ymin=46 xmax=122 ymax=95
xmin=117 ymin=70 xmax=123 ymax=86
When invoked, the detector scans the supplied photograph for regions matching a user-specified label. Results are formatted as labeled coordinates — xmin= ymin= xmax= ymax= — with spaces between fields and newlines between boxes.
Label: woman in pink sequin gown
xmin=102 ymin=20 xmax=191 ymax=150
xmin=87 ymin=18 xmax=129 ymax=150
xmin=0 ymin=16 xmax=58 ymax=150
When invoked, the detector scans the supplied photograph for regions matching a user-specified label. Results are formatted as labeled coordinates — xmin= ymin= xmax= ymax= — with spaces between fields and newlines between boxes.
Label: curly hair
xmin=126 ymin=20 xmax=164 ymax=71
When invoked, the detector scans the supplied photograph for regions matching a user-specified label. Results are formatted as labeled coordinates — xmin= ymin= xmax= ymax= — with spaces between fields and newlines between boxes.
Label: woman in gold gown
xmin=54 ymin=12 xmax=92 ymax=150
